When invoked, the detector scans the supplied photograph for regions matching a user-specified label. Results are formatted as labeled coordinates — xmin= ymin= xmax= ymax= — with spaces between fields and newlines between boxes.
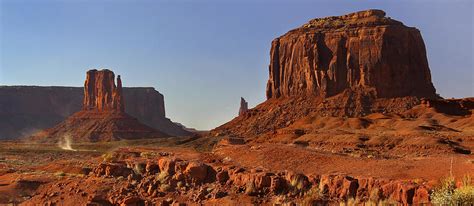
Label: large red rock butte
xmin=266 ymin=9 xmax=437 ymax=100
xmin=212 ymin=10 xmax=465 ymax=139
xmin=30 ymin=69 xmax=168 ymax=142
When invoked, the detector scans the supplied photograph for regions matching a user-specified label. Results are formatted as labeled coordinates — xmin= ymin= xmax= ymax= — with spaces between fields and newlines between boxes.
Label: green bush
xmin=452 ymin=185 xmax=474 ymax=205
xmin=431 ymin=176 xmax=474 ymax=206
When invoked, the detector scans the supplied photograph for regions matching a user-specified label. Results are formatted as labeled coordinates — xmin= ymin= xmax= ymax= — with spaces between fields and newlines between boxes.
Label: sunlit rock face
xmin=83 ymin=69 xmax=124 ymax=112
xmin=266 ymin=9 xmax=436 ymax=99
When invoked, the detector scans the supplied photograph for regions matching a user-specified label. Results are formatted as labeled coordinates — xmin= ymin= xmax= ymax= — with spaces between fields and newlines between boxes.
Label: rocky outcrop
xmin=87 ymin=151 xmax=432 ymax=205
xmin=239 ymin=97 xmax=248 ymax=116
xmin=421 ymin=98 xmax=474 ymax=115
xmin=29 ymin=69 xmax=170 ymax=142
xmin=0 ymin=86 xmax=191 ymax=139
xmin=266 ymin=9 xmax=436 ymax=99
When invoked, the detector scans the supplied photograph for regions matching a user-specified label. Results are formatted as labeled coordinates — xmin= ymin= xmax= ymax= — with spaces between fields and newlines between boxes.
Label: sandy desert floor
xmin=0 ymin=127 xmax=472 ymax=205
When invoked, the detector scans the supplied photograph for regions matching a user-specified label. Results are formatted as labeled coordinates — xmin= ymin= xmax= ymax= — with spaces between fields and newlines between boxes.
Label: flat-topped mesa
xmin=300 ymin=9 xmax=402 ymax=31
xmin=266 ymin=9 xmax=437 ymax=99
xmin=83 ymin=69 xmax=125 ymax=112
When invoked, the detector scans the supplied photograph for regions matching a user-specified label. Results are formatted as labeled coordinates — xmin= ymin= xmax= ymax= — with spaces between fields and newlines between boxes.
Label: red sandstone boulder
xmin=145 ymin=161 xmax=160 ymax=175
xmin=319 ymin=175 xmax=358 ymax=199
xmin=94 ymin=163 xmax=133 ymax=178
xmin=413 ymin=186 xmax=431 ymax=204
xmin=216 ymin=170 xmax=229 ymax=184
xmin=184 ymin=162 xmax=209 ymax=184
xmin=158 ymin=158 xmax=176 ymax=175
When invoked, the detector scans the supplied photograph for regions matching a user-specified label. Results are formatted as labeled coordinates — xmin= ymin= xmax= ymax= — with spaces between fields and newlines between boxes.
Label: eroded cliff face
xmin=83 ymin=69 xmax=124 ymax=112
xmin=266 ymin=9 xmax=436 ymax=99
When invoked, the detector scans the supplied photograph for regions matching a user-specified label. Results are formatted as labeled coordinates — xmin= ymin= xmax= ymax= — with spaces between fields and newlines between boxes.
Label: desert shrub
xmin=452 ymin=185 xmax=474 ymax=205
xmin=245 ymin=182 xmax=257 ymax=196
xmin=101 ymin=152 xmax=117 ymax=162
xmin=431 ymin=176 xmax=456 ymax=205
xmin=176 ymin=181 xmax=184 ymax=189
xmin=133 ymin=164 xmax=145 ymax=174
xmin=370 ymin=188 xmax=381 ymax=201
xmin=431 ymin=175 xmax=474 ymax=205
xmin=302 ymin=186 xmax=324 ymax=205
xmin=289 ymin=175 xmax=308 ymax=195
xmin=140 ymin=151 xmax=156 ymax=158
xmin=55 ymin=171 xmax=66 ymax=177
xmin=156 ymin=171 xmax=169 ymax=183
xmin=159 ymin=184 xmax=171 ymax=192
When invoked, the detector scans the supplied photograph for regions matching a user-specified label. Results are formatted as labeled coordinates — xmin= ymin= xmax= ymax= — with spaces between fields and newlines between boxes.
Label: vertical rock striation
xmin=83 ymin=69 xmax=124 ymax=112
xmin=266 ymin=9 xmax=436 ymax=99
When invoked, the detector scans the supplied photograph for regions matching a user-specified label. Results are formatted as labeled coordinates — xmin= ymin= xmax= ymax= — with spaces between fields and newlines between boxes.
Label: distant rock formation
xmin=29 ymin=69 xmax=169 ymax=142
xmin=266 ymin=9 xmax=436 ymax=99
xmin=239 ymin=97 xmax=248 ymax=116
xmin=0 ymin=86 xmax=192 ymax=139
xmin=83 ymin=69 xmax=125 ymax=112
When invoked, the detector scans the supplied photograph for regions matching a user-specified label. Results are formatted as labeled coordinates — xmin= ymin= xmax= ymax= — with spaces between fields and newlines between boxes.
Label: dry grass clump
xmin=101 ymin=152 xmax=117 ymax=162
xmin=431 ymin=175 xmax=473 ymax=206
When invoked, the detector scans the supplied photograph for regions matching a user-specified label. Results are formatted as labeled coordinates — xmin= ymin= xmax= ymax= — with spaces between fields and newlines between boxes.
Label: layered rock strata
xmin=266 ymin=9 xmax=436 ymax=99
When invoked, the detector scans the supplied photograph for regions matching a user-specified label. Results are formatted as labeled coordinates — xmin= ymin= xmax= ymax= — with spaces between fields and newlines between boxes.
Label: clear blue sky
xmin=0 ymin=0 xmax=472 ymax=130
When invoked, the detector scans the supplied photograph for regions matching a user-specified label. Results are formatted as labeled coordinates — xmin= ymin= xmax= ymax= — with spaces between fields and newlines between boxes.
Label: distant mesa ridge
xmin=26 ymin=69 xmax=174 ymax=142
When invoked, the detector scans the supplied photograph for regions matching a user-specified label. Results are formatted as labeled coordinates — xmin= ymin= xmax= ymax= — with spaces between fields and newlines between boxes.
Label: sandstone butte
xmin=266 ymin=9 xmax=436 ymax=99
xmin=213 ymin=9 xmax=472 ymax=138
xmin=83 ymin=69 xmax=125 ymax=112
xmin=30 ymin=69 xmax=169 ymax=142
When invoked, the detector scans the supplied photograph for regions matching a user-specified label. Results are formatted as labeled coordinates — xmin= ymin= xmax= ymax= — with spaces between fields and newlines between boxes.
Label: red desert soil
xmin=214 ymin=143 xmax=473 ymax=181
